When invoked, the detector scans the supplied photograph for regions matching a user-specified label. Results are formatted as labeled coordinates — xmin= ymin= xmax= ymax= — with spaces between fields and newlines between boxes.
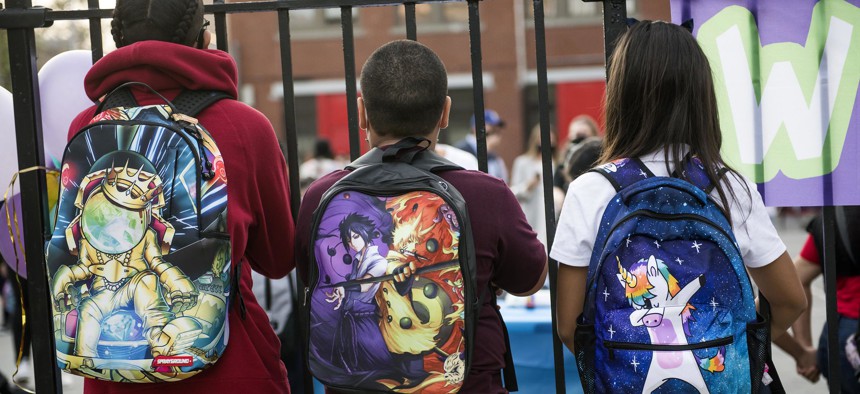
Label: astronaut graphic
xmin=51 ymin=151 xmax=201 ymax=359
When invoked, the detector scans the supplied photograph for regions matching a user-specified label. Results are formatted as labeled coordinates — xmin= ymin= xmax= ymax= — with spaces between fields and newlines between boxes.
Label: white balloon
xmin=38 ymin=49 xmax=94 ymax=168
xmin=0 ymin=87 xmax=19 ymax=192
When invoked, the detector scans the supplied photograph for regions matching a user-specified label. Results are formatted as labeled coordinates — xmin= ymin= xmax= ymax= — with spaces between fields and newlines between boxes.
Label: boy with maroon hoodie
xmin=66 ymin=0 xmax=294 ymax=392
xmin=295 ymin=40 xmax=548 ymax=393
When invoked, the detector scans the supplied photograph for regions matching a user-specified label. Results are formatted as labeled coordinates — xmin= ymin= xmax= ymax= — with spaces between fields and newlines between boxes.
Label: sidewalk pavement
xmin=0 ymin=215 xmax=829 ymax=393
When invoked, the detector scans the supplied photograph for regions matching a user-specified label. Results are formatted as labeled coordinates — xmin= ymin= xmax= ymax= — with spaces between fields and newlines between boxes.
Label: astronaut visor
xmin=82 ymin=192 xmax=147 ymax=254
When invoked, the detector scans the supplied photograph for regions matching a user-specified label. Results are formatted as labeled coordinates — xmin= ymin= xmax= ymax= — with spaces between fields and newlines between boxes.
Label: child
xmin=295 ymin=40 xmax=548 ymax=393
xmin=774 ymin=214 xmax=860 ymax=392
xmin=551 ymin=20 xmax=806 ymax=390
xmin=66 ymin=0 xmax=294 ymax=392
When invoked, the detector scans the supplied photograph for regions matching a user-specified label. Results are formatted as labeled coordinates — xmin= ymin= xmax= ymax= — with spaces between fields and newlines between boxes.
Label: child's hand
xmin=795 ymin=346 xmax=820 ymax=383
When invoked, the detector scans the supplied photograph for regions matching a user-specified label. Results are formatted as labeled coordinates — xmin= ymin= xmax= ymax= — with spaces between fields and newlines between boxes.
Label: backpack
xmin=45 ymin=82 xmax=237 ymax=382
xmin=303 ymin=138 xmax=515 ymax=393
xmin=573 ymin=156 xmax=772 ymax=394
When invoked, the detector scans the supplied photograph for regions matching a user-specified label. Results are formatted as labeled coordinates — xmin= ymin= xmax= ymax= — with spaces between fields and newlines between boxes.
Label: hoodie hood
xmin=84 ymin=40 xmax=238 ymax=100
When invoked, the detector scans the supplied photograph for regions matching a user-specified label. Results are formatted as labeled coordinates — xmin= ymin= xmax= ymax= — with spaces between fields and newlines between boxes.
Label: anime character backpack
xmin=573 ymin=156 xmax=775 ymax=394
xmin=45 ymin=82 xmax=236 ymax=382
xmin=304 ymin=138 xmax=514 ymax=393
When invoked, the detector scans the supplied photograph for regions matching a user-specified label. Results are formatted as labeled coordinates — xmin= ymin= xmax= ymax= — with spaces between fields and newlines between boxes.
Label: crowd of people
xmin=0 ymin=1 xmax=857 ymax=393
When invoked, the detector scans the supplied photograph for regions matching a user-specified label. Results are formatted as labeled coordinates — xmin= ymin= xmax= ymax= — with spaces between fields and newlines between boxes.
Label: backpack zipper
xmin=604 ymin=336 xmax=733 ymax=360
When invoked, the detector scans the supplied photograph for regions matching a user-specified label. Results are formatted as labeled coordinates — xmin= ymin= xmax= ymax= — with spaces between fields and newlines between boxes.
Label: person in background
xmin=774 ymin=214 xmax=860 ymax=393
xmin=510 ymin=124 xmax=561 ymax=249
xmin=435 ymin=143 xmax=479 ymax=171
xmin=455 ymin=109 xmax=509 ymax=182
xmin=554 ymin=115 xmax=599 ymax=190
xmin=563 ymin=136 xmax=602 ymax=184
xmin=299 ymin=138 xmax=342 ymax=183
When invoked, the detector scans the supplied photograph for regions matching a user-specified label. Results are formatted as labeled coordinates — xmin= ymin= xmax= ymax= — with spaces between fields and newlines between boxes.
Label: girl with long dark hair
xmin=552 ymin=20 xmax=807 ymax=388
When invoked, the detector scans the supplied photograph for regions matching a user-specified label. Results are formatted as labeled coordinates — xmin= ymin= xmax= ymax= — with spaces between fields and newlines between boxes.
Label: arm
xmin=556 ymin=264 xmax=588 ymax=352
xmin=790 ymin=256 xmax=821 ymax=347
xmin=671 ymin=275 xmax=704 ymax=306
xmin=508 ymin=157 xmax=539 ymax=200
xmin=508 ymin=260 xmax=547 ymax=297
xmin=490 ymin=177 xmax=548 ymax=296
xmin=237 ymin=106 xmax=295 ymax=279
xmin=772 ymin=256 xmax=821 ymax=382
xmin=748 ymin=251 xmax=807 ymax=340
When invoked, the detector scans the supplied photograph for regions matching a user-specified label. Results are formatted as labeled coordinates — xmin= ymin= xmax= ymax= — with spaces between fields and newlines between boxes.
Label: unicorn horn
xmin=617 ymin=256 xmax=636 ymax=288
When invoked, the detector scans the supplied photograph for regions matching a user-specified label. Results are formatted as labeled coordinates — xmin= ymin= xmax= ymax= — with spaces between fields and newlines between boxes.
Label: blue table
xmin=500 ymin=304 xmax=582 ymax=393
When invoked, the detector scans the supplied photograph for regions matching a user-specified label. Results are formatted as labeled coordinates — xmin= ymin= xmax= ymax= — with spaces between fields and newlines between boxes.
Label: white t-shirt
xmin=436 ymin=143 xmax=479 ymax=171
xmin=550 ymin=149 xmax=786 ymax=269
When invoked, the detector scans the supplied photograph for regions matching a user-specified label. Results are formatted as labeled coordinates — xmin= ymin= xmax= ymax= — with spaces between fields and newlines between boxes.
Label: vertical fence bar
xmin=467 ymin=0 xmax=487 ymax=174
xmin=213 ymin=0 xmax=228 ymax=51
xmin=341 ymin=6 xmax=360 ymax=161
xmin=87 ymin=0 xmax=103 ymax=62
xmin=278 ymin=9 xmax=300 ymax=223
xmin=823 ymin=206 xmax=841 ymax=392
xmin=276 ymin=10 xmax=312 ymax=394
xmin=404 ymin=2 xmax=417 ymax=41
xmin=532 ymin=0 xmax=565 ymax=392
xmin=4 ymin=1 xmax=61 ymax=392
xmin=600 ymin=0 xmax=627 ymax=72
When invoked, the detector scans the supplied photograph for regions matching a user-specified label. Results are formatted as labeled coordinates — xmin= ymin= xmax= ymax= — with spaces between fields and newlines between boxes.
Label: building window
xmin=395 ymin=3 xmax=469 ymax=28
xmin=527 ymin=0 xmax=637 ymax=24
xmin=291 ymin=8 xmax=357 ymax=30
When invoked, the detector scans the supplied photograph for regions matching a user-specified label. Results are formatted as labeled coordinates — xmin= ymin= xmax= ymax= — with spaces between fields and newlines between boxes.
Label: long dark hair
xmin=111 ymin=0 xmax=205 ymax=48
xmin=600 ymin=20 xmax=747 ymax=222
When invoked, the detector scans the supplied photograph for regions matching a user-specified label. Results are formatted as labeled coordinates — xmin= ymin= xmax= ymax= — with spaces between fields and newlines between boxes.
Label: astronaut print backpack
xmin=45 ymin=82 xmax=235 ymax=383
xmin=304 ymin=137 xmax=506 ymax=393
xmin=573 ymin=156 xmax=775 ymax=394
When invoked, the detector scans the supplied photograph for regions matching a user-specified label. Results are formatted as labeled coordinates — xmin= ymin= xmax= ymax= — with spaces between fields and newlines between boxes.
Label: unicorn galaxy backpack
xmin=45 ymin=82 xmax=236 ymax=382
xmin=573 ymin=156 xmax=773 ymax=394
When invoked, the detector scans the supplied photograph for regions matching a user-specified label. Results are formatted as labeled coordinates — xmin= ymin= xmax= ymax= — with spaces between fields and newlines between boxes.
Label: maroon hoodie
xmin=68 ymin=41 xmax=294 ymax=393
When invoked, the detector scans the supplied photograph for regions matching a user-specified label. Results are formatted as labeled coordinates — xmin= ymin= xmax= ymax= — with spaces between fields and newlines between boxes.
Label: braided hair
xmin=111 ymin=0 xmax=205 ymax=48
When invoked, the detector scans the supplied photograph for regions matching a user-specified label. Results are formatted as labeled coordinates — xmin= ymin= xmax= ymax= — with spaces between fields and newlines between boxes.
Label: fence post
xmin=531 ymin=0 xmax=565 ymax=391
xmin=2 ymin=1 xmax=62 ymax=392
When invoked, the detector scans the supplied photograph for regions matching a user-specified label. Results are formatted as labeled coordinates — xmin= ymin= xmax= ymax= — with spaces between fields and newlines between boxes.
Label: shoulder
xmin=67 ymin=105 xmax=99 ymax=141
xmin=440 ymin=169 xmax=509 ymax=193
xmin=302 ymin=170 xmax=350 ymax=208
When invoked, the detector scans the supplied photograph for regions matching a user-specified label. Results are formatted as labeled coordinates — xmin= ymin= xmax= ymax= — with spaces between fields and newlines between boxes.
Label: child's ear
xmin=358 ymin=97 xmax=368 ymax=130
xmin=438 ymin=96 xmax=452 ymax=129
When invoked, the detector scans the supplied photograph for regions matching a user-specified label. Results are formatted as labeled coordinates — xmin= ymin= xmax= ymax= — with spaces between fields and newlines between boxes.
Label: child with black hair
xmin=552 ymin=20 xmax=807 ymax=392
xmin=295 ymin=40 xmax=547 ymax=393
xmin=66 ymin=0 xmax=295 ymax=392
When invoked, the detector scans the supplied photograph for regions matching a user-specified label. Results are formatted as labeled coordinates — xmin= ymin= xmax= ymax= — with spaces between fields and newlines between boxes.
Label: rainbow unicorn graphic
xmin=616 ymin=255 xmax=725 ymax=393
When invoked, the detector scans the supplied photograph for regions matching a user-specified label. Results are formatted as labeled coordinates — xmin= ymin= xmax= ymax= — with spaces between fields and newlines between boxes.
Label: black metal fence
xmin=1 ymin=0 xmax=845 ymax=393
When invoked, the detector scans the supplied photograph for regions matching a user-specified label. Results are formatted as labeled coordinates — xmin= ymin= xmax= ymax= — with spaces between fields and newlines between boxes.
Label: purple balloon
xmin=0 ymin=193 xmax=27 ymax=278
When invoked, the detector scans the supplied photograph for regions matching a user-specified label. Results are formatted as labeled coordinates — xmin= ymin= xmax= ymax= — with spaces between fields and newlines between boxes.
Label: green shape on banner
xmin=696 ymin=0 xmax=860 ymax=183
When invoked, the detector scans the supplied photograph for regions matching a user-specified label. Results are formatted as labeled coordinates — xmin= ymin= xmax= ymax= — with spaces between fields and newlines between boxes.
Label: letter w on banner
xmin=671 ymin=0 xmax=860 ymax=206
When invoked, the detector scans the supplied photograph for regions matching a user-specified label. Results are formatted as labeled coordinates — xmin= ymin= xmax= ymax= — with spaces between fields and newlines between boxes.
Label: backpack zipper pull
xmin=179 ymin=121 xmax=215 ymax=180
xmin=303 ymin=287 xmax=310 ymax=307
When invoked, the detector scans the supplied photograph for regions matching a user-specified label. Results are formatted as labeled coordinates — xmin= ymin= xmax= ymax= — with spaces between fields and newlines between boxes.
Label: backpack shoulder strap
xmin=172 ymin=90 xmax=232 ymax=117
xmin=587 ymin=157 xmax=654 ymax=193
xmin=346 ymin=137 xmax=463 ymax=173
xmin=97 ymin=86 xmax=138 ymax=113
xmin=481 ymin=285 xmax=518 ymax=391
